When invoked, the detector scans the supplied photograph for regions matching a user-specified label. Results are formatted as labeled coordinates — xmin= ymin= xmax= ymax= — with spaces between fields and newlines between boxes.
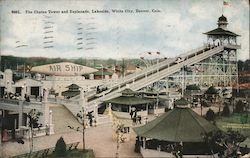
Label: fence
xmin=11 ymin=142 xmax=80 ymax=158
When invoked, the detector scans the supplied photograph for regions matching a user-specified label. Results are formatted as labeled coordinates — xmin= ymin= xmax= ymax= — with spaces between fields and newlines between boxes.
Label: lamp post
xmin=79 ymin=89 xmax=86 ymax=150
xmin=0 ymin=110 xmax=3 ymax=157
xmin=139 ymin=57 xmax=149 ymax=68
xmin=6 ymin=80 xmax=9 ymax=92
xmin=28 ymin=109 xmax=36 ymax=157
xmin=140 ymin=57 xmax=149 ymax=80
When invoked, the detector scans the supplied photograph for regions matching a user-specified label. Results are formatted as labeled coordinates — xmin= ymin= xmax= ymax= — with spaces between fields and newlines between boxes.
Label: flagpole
xmin=23 ymin=63 xmax=25 ymax=79
xmin=222 ymin=0 xmax=230 ymax=14
xmin=222 ymin=4 xmax=224 ymax=14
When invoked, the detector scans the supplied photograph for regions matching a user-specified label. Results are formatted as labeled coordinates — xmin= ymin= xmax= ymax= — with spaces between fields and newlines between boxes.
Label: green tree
xmin=237 ymin=60 xmax=244 ymax=72
xmin=54 ymin=137 xmax=67 ymax=157
xmin=205 ymin=108 xmax=215 ymax=121
xmin=204 ymin=129 xmax=245 ymax=157
xmin=221 ymin=104 xmax=230 ymax=117
xmin=234 ymin=100 xmax=245 ymax=113
xmin=120 ymin=58 xmax=126 ymax=77
xmin=244 ymin=59 xmax=250 ymax=71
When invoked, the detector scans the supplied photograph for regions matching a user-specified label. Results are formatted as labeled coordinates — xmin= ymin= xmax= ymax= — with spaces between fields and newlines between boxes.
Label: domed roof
xmin=218 ymin=14 xmax=227 ymax=22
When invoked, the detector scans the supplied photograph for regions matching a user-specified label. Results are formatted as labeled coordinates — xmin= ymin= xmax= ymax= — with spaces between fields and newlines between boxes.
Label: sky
xmin=0 ymin=0 xmax=249 ymax=60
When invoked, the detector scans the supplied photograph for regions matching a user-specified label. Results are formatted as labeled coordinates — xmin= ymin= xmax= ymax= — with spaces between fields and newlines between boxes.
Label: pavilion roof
xmin=133 ymin=107 xmax=219 ymax=142
xmin=61 ymin=90 xmax=80 ymax=97
xmin=205 ymin=86 xmax=218 ymax=95
xmin=66 ymin=84 xmax=81 ymax=89
xmin=204 ymin=28 xmax=239 ymax=37
xmin=140 ymin=91 xmax=166 ymax=96
xmin=120 ymin=88 xmax=138 ymax=95
xmin=104 ymin=95 xmax=154 ymax=105
xmin=174 ymin=97 xmax=190 ymax=105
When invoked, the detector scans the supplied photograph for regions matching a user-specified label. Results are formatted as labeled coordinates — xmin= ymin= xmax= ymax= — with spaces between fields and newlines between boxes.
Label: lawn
xmin=44 ymin=149 xmax=95 ymax=158
xmin=215 ymin=113 xmax=250 ymax=137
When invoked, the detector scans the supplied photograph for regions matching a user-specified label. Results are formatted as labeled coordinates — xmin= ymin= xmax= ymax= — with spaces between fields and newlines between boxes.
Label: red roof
xmin=238 ymin=83 xmax=250 ymax=90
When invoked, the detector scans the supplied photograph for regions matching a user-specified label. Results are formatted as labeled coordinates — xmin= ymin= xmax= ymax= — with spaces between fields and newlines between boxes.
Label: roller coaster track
xmin=81 ymin=44 xmax=240 ymax=112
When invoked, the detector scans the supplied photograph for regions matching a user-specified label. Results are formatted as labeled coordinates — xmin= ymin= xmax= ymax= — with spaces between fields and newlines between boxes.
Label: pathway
xmin=1 ymin=104 xmax=141 ymax=158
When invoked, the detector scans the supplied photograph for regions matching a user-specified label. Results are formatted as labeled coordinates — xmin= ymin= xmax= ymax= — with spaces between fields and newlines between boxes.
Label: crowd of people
xmin=2 ymin=92 xmax=43 ymax=102
xmin=96 ymin=85 xmax=108 ymax=94
xmin=3 ymin=92 xmax=20 ymax=100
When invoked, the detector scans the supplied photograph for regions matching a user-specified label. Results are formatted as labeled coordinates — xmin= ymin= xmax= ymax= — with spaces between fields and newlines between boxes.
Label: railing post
xmin=48 ymin=110 xmax=54 ymax=135
xmin=143 ymin=137 xmax=146 ymax=149
xmin=44 ymin=88 xmax=48 ymax=103
xmin=18 ymin=100 xmax=24 ymax=128
xmin=41 ymin=89 xmax=49 ymax=127
xmin=18 ymin=87 xmax=25 ymax=129
xmin=94 ymin=101 xmax=98 ymax=122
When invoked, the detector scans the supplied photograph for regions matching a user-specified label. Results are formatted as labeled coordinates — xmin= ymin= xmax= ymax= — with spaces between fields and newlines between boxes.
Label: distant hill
xmin=0 ymin=55 xmax=143 ymax=72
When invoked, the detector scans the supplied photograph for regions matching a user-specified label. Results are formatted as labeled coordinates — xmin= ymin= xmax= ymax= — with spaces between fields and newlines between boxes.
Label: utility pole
xmin=101 ymin=64 xmax=103 ymax=82
xmin=82 ymin=107 xmax=85 ymax=150
xmin=182 ymin=65 xmax=185 ymax=97
xmin=80 ymin=89 xmax=85 ymax=150
xmin=0 ymin=110 xmax=3 ymax=158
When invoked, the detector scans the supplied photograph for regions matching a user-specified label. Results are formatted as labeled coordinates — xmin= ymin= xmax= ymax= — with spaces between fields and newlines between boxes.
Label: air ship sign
xmin=31 ymin=62 xmax=98 ymax=76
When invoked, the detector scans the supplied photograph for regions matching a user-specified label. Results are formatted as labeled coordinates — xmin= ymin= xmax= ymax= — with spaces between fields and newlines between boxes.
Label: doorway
xmin=31 ymin=87 xmax=39 ymax=96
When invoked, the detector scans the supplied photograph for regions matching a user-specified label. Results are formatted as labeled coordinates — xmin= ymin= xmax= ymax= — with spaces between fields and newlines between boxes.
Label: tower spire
xmin=217 ymin=14 xmax=228 ymax=29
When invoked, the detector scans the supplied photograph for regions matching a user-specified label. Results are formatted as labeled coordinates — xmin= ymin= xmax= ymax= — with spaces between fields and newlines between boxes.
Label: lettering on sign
xmin=49 ymin=64 xmax=83 ymax=72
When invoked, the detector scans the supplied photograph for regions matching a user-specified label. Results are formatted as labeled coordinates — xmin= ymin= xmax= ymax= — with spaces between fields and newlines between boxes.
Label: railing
xmin=0 ymin=99 xmax=43 ymax=113
xmin=6 ymin=128 xmax=28 ymax=140
xmin=32 ymin=127 xmax=48 ymax=137
xmin=23 ymin=101 xmax=43 ymax=107
xmin=6 ymin=126 xmax=48 ymax=140
xmin=0 ymin=98 xmax=19 ymax=105
xmin=224 ymin=44 xmax=241 ymax=49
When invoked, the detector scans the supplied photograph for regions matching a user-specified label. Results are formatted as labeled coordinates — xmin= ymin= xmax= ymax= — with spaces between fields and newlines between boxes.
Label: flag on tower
xmin=223 ymin=0 xmax=230 ymax=6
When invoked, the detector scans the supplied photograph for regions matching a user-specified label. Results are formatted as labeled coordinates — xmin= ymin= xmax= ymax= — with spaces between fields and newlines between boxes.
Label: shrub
xmin=221 ymin=105 xmax=230 ymax=117
xmin=54 ymin=137 xmax=67 ymax=157
xmin=234 ymin=100 xmax=245 ymax=113
xmin=205 ymin=108 xmax=215 ymax=121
